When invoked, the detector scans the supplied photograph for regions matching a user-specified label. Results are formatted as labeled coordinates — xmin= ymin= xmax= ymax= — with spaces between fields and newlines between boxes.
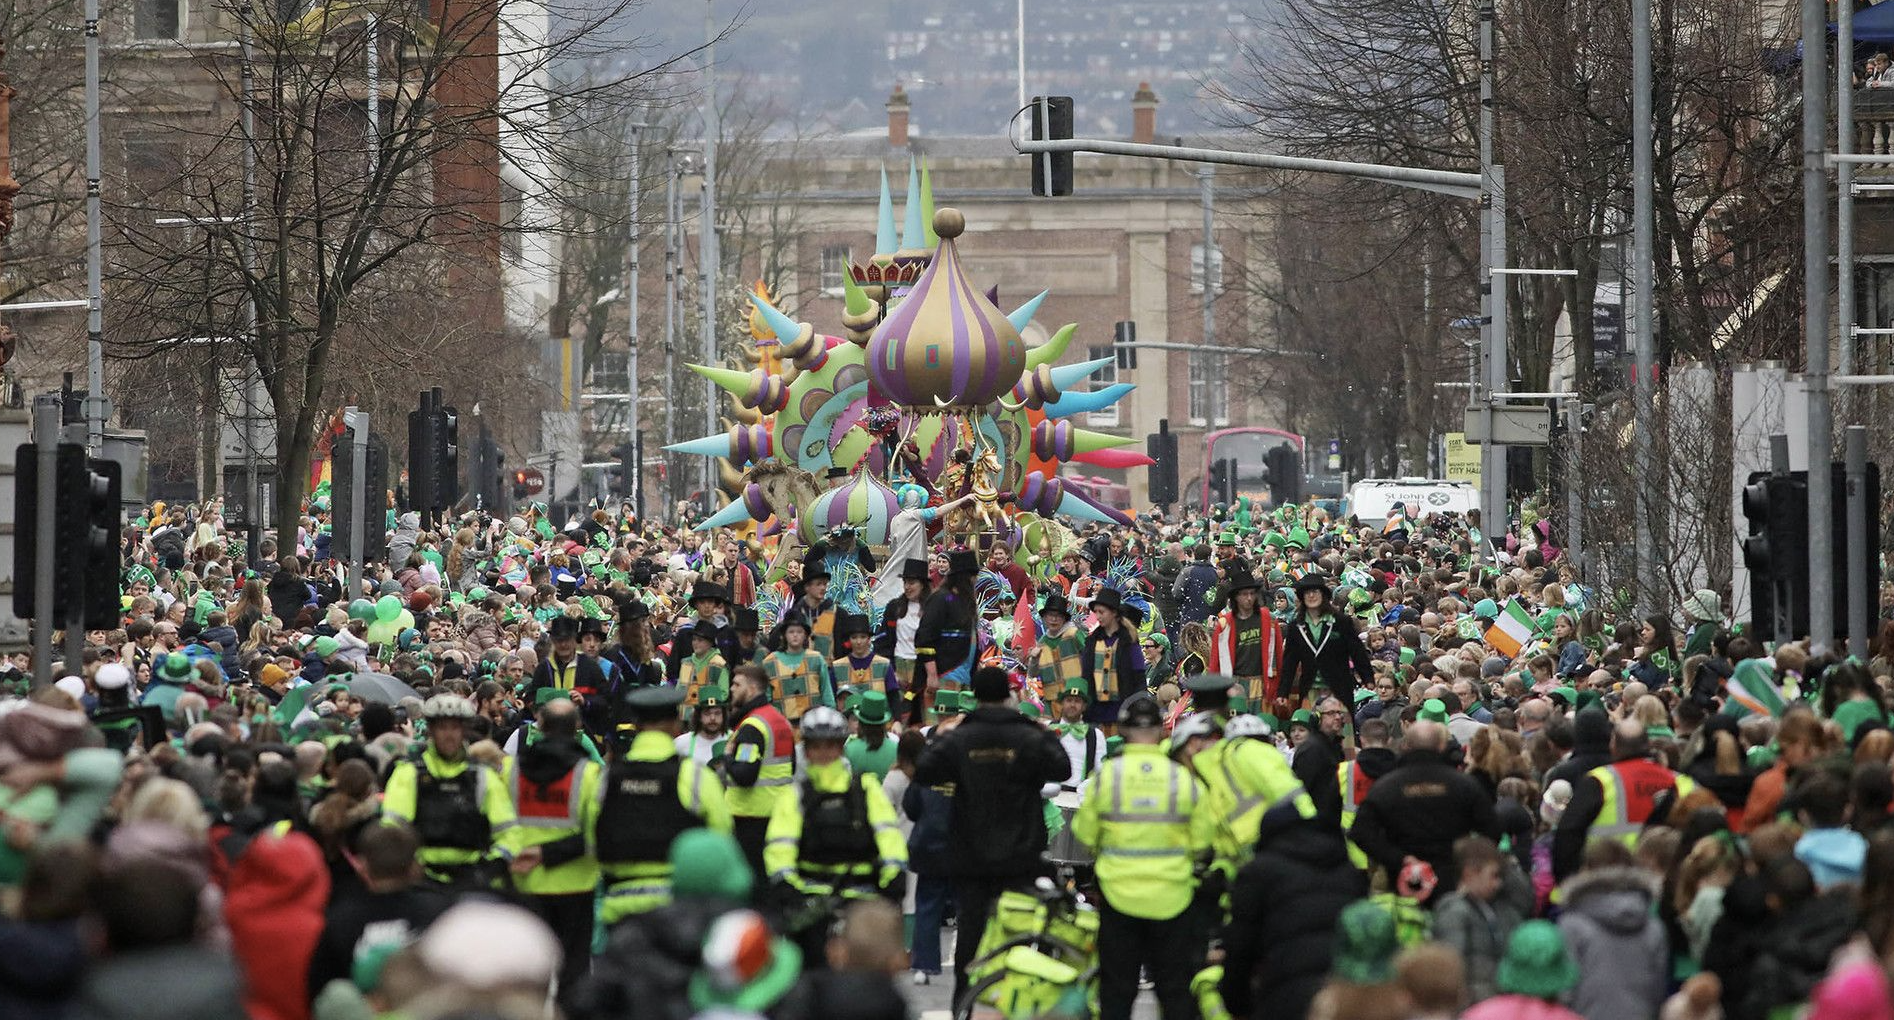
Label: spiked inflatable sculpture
xmin=667 ymin=162 xmax=1145 ymax=545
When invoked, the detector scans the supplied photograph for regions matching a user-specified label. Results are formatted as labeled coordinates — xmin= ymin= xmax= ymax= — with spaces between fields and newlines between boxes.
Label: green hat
xmin=1418 ymin=698 xmax=1448 ymax=723
xmin=534 ymin=687 xmax=577 ymax=707
xmin=1263 ymin=532 xmax=1288 ymax=550
xmin=697 ymin=685 xmax=729 ymax=710
xmin=1286 ymin=526 xmax=1311 ymax=550
xmin=1105 ymin=735 xmax=1125 ymax=756
xmin=931 ymin=690 xmax=963 ymax=716
xmin=1214 ymin=531 xmax=1238 ymax=546
xmin=1181 ymin=536 xmax=1198 ymax=549
xmin=1254 ymin=712 xmax=1279 ymax=732
xmin=853 ymin=690 xmax=892 ymax=726
xmin=1496 ymin=920 xmax=1579 ymax=1000
xmin=157 ymin=652 xmax=195 ymax=683
xmin=1575 ymin=689 xmax=1602 ymax=714
xmin=1398 ymin=647 xmax=1416 ymax=666
xmin=1059 ymin=678 xmax=1091 ymax=702
xmin=1229 ymin=693 xmax=1252 ymax=715
xmin=313 ymin=635 xmax=341 ymax=659
xmin=1473 ymin=598 xmax=1500 ymax=621
xmin=1290 ymin=709 xmax=1315 ymax=727
xmin=467 ymin=586 xmax=491 ymax=603
xmin=950 ymin=689 xmax=972 ymax=714
xmin=671 ymin=829 xmax=754 ymax=903
xmin=1330 ymin=901 xmax=1399 ymax=983
xmin=1551 ymin=685 xmax=1579 ymax=708
xmin=1353 ymin=687 xmax=1374 ymax=704
xmin=1019 ymin=701 xmax=1043 ymax=719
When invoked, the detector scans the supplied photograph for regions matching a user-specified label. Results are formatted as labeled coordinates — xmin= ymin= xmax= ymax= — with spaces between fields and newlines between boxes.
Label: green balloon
xmin=348 ymin=598 xmax=374 ymax=622
xmin=375 ymin=594 xmax=402 ymax=622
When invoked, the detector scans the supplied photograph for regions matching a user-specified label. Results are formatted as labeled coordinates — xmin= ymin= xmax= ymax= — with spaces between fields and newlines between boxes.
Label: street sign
xmin=520 ymin=467 xmax=545 ymax=496
xmin=1461 ymin=405 xmax=1552 ymax=446
xmin=1443 ymin=432 xmax=1480 ymax=484
xmin=1326 ymin=438 xmax=1341 ymax=472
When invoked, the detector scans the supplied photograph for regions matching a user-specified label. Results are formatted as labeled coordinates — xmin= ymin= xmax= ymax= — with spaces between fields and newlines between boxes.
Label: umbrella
xmin=346 ymin=672 xmax=423 ymax=705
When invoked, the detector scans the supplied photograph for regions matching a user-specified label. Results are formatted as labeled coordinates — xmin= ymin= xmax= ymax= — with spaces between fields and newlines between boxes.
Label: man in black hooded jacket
xmin=1220 ymin=807 xmax=1367 ymax=1020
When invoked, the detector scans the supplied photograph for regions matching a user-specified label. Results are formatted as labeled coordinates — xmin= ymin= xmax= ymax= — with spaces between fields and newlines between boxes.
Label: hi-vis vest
xmin=511 ymin=764 xmax=586 ymax=830
xmin=1080 ymin=745 xmax=1204 ymax=920
xmin=1338 ymin=759 xmax=1373 ymax=870
xmin=726 ymin=705 xmax=796 ymax=818
xmin=1587 ymin=760 xmax=1698 ymax=846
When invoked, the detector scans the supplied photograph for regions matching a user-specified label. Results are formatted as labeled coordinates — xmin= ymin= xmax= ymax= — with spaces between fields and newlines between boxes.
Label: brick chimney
xmin=887 ymin=83 xmax=911 ymax=148
xmin=1132 ymin=82 xmax=1159 ymax=144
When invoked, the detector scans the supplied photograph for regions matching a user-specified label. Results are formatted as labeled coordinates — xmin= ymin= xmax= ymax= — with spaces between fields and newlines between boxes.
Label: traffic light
xmin=1207 ymin=458 xmax=1230 ymax=508
xmin=436 ymin=404 xmax=460 ymax=509
xmin=1146 ymin=419 xmax=1178 ymax=506
xmin=78 ymin=458 xmax=121 ymax=629
xmin=334 ymin=428 xmax=390 ymax=564
xmin=1114 ymin=321 xmax=1138 ymax=371
xmin=1742 ymin=471 xmax=1789 ymax=641
xmin=12 ymin=443 xmax=117 ymax=627
xmin=512 ymin=469 xmax=531 ymax=501
xmin=1029 ymin=95 xmax=1074 ymax=197
xmin=408 ymin=397 xmax=437 ymax=521
xmin=1265 ymin=446 xmax=1303 ymax=507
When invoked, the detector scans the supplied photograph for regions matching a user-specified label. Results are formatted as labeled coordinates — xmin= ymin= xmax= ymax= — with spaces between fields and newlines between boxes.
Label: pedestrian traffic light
xmin=78 ymin=458 xmax=121 ymax=629
xmin=512 ymin=469 xmax=531 ymax=501
xmin=1029 ymin=95 xmax=1074 ymax=197
xmin=1146 ymin=420 xmax=1178 ymax=507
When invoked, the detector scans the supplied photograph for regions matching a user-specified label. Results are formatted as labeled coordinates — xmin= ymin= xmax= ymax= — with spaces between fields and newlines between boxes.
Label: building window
xmin=1085 ymin=344 xmax=1119 ymax=427
xmin=1190 ymin=243 xmax=1224 ymax=295
xmin=820 ymin=245 xmax=850 ymax=295
xmin=1189 ymin=350 xmax=1227 ymax=426
xmin=134 ymin=0 xmax=183 ymax=40
xmin=123 ymin=134 xmax=184 ymax=201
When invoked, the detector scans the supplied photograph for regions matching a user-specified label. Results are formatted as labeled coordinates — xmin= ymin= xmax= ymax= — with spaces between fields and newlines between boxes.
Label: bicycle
xmin=953 ymin=871 xmax=1100 ymax=1020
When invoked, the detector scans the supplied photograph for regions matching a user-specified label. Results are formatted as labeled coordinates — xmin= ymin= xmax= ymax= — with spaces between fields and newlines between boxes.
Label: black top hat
xmin=1091 ymin=587 xmax=1124 ymax=614
xmin=1120 ymin=600 xmax=1146 ymax=626
xmin=901 ymin=558 xmax=931 ymax=582
xmin=579 ymin=617 xmax=609 ymax=637
xmin=778 ymin=611 xmax=812 ymax=634
xmin=689 ymin=582 xmax=730 ymax=605
xmin=835 ymin=613 xmax=873 ymax=639
xmin=1039 ymin=591 xmax=1072 ymax=619
xmin=548 ymin=615 xmax=581 ymax=639
xmin=946 ymin=549 xmax=979 ymax=577
xmin=732 ymin=607 xmax=760 ymax=633
xmin=1293 ymin=572 xmax=1333 ymax=594
xmin=689 ymin=622 xmax=723 ymax=645
xmin=619 ymin=599 xmax=651 ymax=623
xmin=801 ymin=554 xmax=833 ymax=581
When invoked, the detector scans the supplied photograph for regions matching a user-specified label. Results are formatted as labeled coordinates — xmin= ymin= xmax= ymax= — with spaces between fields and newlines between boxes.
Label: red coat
xmin=223 ymin=832 xmax=331 ymax=1020
xmin=1207 ymin=606 xmax=1282 ymax=698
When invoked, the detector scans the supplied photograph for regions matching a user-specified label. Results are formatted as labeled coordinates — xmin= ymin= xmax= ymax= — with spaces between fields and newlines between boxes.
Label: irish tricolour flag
xmin=1483 ymin=598 xmax=1536 ymax=658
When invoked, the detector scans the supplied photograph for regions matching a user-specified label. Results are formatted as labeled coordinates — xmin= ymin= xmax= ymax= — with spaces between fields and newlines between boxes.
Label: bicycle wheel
xmin=953 ymin=971 xmax=1011 ymax=1020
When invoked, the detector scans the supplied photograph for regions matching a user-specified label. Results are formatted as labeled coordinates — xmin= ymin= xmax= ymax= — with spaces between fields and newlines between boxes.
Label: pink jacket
xmin=1462 ymin=996 xmax=1586 ymax=1020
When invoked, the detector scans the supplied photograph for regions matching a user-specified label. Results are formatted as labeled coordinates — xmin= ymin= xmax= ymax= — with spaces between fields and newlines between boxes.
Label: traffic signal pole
xmin=346 ymin=407 xmax=367 ymax=601
xmin=31 ymin=395 xmax=56 ymax=687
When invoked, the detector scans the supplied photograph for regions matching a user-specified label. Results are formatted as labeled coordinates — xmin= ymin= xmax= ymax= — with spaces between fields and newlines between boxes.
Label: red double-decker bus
xmin=1199 ymin=427 xmax=1305 ymax=510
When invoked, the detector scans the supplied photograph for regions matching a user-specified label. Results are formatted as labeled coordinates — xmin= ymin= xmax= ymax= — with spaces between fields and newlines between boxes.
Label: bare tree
xmin=98 ymin=0 xmax=693 ymax=542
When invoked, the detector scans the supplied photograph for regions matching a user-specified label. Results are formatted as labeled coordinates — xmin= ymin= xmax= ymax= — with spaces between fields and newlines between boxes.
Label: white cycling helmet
xmin=422 ymin=693 xmax=477 ymax=720
xmin=1224 ymin=714 xmax=1273 ymax=740
xmin=1170 ymin=711 xmax=1222 ymax=746
xmin=798 ymin=706 xmax=849 ymax=742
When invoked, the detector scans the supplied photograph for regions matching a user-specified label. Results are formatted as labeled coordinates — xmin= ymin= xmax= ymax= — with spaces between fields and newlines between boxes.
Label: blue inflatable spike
xmin=1006 ymin=290 xmax=1049 ymax=333
xmin=875 ymin=166 xmax=897 ymax=255
xmin=1065 ymin=489 xmax=1136 ymax=527
xmin=1056 ymin=491 xmax=1119 ymax=525
xmin=663 ymin=433 xmax=734 ymax=458
xmin=694 ymin=499 xmax=755 ymax=532
xmin=1045 ymin=383 xmax=1135 ymax=419
xmin=1047 ymin=357 xmax=1116 ymax=391
xmin=900 ymin=157 xmax=923 ymax=250
xmin=746 ymin=291 xmax=802 ymax=344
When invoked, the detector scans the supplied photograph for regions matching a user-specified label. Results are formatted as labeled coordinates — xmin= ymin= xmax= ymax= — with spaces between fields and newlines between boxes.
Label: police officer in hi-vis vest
xmin=596 ymin=684 xmax=732 ymax=926
xmin=382 ymin=694 xmax=519 ymax=889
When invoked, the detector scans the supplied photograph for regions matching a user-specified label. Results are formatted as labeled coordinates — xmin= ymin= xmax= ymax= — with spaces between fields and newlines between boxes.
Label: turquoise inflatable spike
xmin=1045 ymin=383 xmax=1135 ymax=419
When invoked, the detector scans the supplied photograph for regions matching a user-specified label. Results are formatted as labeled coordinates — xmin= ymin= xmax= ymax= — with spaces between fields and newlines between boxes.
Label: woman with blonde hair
xmin=122 ymin=776 xmax=212 ymax=841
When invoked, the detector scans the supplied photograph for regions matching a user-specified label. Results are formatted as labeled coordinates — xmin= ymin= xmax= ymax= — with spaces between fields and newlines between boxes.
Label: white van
xmin=1345 ymin=478 xmax=1479 ymax=523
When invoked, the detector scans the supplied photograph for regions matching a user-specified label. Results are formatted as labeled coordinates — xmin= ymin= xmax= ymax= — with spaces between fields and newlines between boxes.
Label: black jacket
xmin=913 ymin=707 xmax=1070 ymax=879
xmin=1080 ymin=624 xmax=1145 ymax=705
xmin=902 ymin=780 xmax=954 ymax=877
xmin=1706 ymin=877 xmax=1859 ymax=1020
xmin=528 ymin=653 xmax=610 ymax=731
xmin=1279 ymin=613 xmax=1375 ymax=709
xmin=1346 ymin=747 xmax=1498 ymax=901
xmin=1219 ymin=812 xmax=1367 ymax=1020
xmin=306 ymin=884 xmax=453 ymax=1003
xmin=1544 ymin=708 xmax=1614 ymax=792
xmin=1290 ymin=730 xmax=1344 ymax=830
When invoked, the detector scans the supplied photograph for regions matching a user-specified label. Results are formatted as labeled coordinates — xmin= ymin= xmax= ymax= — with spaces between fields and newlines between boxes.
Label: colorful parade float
xmin=665 ymin=162 xmax=1150 ymax=592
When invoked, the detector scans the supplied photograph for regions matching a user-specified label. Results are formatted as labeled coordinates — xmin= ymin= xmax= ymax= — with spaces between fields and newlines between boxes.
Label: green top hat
xmin=853 ymin=690 xmax=892 ymax=726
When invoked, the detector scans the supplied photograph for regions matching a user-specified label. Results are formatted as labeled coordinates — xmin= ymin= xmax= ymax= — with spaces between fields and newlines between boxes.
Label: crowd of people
xmin=5 ymin=488 xmax=1894 ymax=1020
